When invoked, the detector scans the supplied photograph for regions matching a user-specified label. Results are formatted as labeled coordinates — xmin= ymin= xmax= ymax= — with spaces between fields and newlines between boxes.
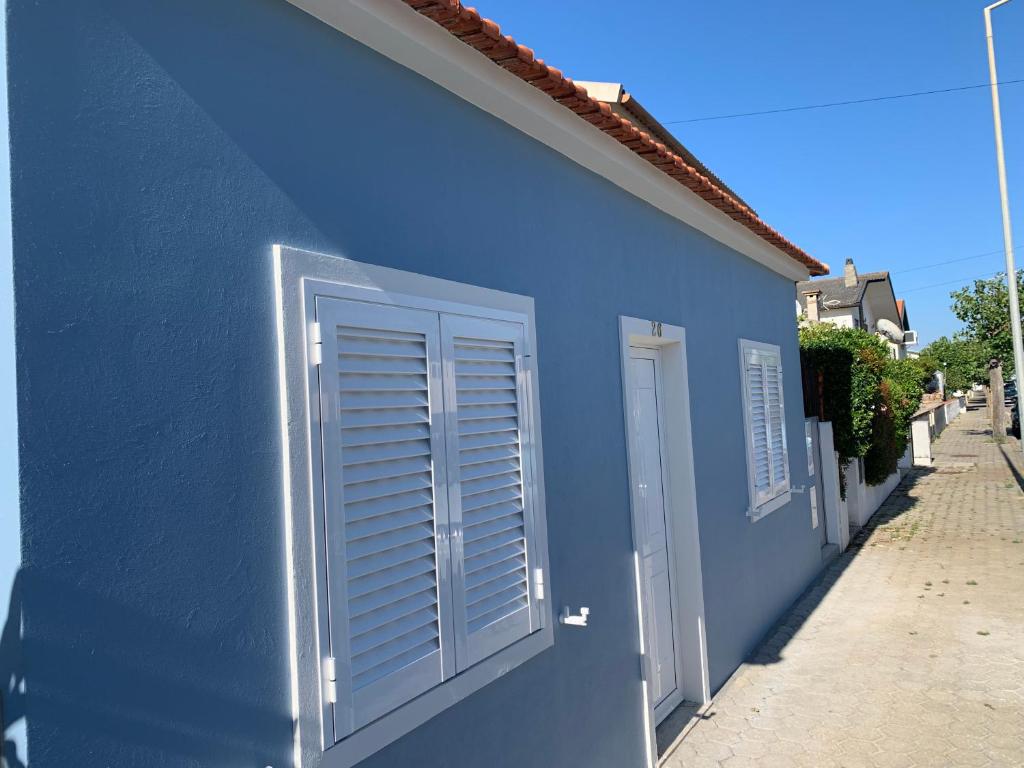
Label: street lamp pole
xmin=984 ymin=0 xmax=1024 ymax=448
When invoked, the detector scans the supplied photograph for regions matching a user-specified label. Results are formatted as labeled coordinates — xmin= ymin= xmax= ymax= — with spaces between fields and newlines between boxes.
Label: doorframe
xmin=618 ymin=317 xmax=710 ymax=768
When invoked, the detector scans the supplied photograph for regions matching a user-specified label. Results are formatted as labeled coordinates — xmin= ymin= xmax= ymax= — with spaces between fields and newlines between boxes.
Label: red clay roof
xmin=402 ymin=1 xmax=829 ymax=276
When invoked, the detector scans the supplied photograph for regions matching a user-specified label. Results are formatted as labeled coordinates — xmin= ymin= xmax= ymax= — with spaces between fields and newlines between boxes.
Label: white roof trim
xmin=286 ymin=0 xmax=811 ymax=282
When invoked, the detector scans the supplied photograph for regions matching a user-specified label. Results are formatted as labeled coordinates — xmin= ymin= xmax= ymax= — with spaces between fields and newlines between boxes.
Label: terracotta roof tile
xmin=401 ymin=1 xmax=828 ymax=276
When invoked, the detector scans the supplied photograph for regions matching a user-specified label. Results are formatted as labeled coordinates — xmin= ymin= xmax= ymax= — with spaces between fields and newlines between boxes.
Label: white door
xmin=627 ymin=347 xmax=683 ymax=722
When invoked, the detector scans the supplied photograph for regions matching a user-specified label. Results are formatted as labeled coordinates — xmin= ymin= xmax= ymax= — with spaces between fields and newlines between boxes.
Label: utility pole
xmin=985 ymin=0 xmax=1024 ymax=448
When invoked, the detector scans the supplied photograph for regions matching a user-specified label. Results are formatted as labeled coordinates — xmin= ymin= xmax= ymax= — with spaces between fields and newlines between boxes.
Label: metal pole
xmin=985 ymin=0 xmax=1024 ymax=448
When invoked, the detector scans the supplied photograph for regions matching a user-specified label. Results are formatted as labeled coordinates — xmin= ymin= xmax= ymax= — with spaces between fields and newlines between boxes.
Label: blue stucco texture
xmin=7 ymin=1 xmax=824 ymax=766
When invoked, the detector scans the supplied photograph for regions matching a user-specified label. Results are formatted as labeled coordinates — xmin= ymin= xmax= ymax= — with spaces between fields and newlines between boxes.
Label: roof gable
xmin=798 ymin=271 xmax=891 ymax=311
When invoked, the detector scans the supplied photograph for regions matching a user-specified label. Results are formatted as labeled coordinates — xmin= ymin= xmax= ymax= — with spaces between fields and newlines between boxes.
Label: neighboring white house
xmin=797 ymin=258 xmax=918 ymax=359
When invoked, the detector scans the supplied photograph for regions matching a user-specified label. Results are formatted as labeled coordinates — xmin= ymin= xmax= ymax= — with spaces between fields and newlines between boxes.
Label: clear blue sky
xmin=473 ymin=0 xmax=1024 ymax=346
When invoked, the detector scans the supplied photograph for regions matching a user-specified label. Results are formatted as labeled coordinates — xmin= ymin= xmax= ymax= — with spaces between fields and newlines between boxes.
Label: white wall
xmin=817 ymin=308 xmax=908 ymax=359
xmin=845 ymin=460 xmax=903 ymax=531
xmin=912 ymin=417 xmax=933 ymax=466
xmin=818 ymin=309 xmax=856 ymax=328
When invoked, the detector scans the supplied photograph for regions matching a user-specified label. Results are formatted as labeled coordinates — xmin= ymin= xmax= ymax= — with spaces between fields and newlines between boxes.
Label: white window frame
xmin=273 ymin=244 xmax=553 ymax=768
xmin=737 ymin=338 xmax=791 ymax=522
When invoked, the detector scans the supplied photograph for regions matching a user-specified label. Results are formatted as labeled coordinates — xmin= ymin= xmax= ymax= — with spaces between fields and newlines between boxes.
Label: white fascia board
xmin=285 ymin=0 xmax=813 ymax=282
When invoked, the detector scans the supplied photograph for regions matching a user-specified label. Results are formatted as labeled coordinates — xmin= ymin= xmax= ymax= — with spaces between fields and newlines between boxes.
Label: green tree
xmin=950 ymin=270 xmax=1024 ymax=376
xmin=919 ymin=336 xmax=988 ymax=393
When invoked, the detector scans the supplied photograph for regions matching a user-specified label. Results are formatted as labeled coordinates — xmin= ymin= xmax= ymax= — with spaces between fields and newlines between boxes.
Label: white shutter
xmin=744 ymin=351 xmax=773 ymax=508
xmin=440 ymin=314 xmax=541 ymax=670
xmin=742 ymin=342 xmax=789 ymax=510
xmin=315 ymin=297 xmax=455 ymax=740
xmin=764 ymin=359 xmax=789 ymax=496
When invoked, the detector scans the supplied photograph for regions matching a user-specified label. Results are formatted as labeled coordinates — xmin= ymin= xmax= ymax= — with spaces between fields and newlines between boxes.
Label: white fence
xmin=911 ymin=396 xmax=966 ymax=467
xmin=806 ymin=419 xmax=849 ymax=553
xmin=844 ymin=457 xmax=904 ymax=532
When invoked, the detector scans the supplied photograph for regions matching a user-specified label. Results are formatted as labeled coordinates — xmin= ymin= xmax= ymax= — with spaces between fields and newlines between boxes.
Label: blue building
xmin=0 ymin=1 xmax=835 ymax=767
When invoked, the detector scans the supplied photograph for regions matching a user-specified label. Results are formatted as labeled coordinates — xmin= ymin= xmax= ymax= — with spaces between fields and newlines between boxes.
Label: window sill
xmin=747 ymin=490 xmax=792 ymax=522
xmin=321 ymin=625 xmax=553 ymax=768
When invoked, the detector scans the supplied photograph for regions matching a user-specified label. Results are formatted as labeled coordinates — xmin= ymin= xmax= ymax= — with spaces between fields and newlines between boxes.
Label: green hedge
xmin=799 ymin=324 xmax=929 ymax=491
xmin=872 ymin=356 xmax=932 ymax=481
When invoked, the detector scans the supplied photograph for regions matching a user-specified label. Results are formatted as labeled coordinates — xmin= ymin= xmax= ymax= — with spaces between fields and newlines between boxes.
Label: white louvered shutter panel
xmin=744 ymin=347 xmax=774 ymax=508
xmin=764 ymin=357 xmax=789 ymax=496
xmin=440 ymin=314 xmax=541 ymax=670
xmin=315 ymin=297 xmax=456 ymax=740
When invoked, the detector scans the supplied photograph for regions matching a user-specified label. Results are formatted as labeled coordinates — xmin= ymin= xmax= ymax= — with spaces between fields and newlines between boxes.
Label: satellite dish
xmin=875 ymin=318 xmax=903 ymax=342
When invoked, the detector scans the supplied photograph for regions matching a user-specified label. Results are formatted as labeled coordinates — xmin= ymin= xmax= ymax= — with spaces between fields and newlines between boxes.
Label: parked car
xmin=1012 ymin=401 xmax=1021 ymax=439
xmin=1005 ymin=380 xmax=1017 ymax=405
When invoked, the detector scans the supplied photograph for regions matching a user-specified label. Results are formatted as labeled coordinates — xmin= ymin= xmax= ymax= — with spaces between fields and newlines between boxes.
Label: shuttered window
xmin=739 ymin=340 xmax=790 ymax=516
xmin=314 ymin=296 xmax=544 ymax=743
xmin=441 ymin=315 xmax=540 ymax=670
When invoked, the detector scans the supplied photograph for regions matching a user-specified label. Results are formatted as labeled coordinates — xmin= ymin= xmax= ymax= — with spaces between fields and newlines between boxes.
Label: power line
xmin=901 ymin=270 xmax=1006 ymax=294
xmin=663 ymin=78 xmax=1024 ymax=125
xmin=891 ymin=248 xmax=1011 ymax=275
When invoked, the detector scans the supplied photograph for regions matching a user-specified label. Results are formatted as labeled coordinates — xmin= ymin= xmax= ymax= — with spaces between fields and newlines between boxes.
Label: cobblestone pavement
xmin=664 ymin=406 xmax=1024 ymax=768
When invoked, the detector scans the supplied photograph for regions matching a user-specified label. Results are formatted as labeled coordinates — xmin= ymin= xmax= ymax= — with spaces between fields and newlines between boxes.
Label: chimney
xmin=804 ymin=291 xmax=821 ymax=323
xmin=843 ymin=258 xmax=858 ymax=288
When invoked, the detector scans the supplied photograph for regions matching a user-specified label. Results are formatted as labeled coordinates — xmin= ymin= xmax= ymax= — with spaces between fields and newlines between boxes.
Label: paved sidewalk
xmin=664 ymin=407 xmax=1024 ymax=768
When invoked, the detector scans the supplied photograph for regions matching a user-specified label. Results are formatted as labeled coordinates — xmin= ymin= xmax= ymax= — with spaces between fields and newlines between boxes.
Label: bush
xmin=799 ymin=324 xmax=887 ymax=461
xmin=799 ymin=324 xmax=927 ymax=490
xmin=884 ymin=357 xmax=932 ymax=445
xmin=863 ymin=379 xmax=899 ymax=485
xmin=864 ymin=357 xmax=930 ymax=483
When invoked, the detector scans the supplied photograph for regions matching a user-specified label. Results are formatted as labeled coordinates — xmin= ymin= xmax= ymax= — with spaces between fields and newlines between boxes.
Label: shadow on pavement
xmin=998 ymin=442 xmax=1024 ymax=494
xmin=658 ymin=466 xmax=936 ymax=758
xmin=745 ymin=466 xmax=936 ymax=667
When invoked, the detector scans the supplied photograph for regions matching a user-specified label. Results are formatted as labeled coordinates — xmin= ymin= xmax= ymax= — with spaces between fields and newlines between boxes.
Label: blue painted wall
xmin=6 ymin=1 xmax=824 ymax=766
xmin=0 ymin=7 xmax=27 ymax=767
